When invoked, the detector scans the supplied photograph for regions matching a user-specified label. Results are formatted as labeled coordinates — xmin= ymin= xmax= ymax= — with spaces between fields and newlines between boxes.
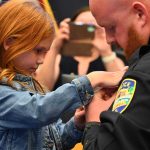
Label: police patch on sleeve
xmin=112 ymin=78 xmax=136 ymax=113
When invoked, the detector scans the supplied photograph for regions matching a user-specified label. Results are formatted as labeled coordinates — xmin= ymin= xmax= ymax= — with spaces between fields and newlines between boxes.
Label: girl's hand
xmin=87 ymin=66 xmax=128 ymax=89
xmin=74 ymin=107 xmax=85 ymax=130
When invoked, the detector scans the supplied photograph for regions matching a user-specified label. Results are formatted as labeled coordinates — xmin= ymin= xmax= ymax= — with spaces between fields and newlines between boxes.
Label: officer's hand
xmin=85 ymin=89 xmax=117 ymax=122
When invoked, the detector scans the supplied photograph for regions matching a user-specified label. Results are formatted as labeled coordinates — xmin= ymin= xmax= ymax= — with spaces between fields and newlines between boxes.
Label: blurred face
xmin=13 ymin=37 xmax=52 ymax=75
xmin=75 ymin=11 xmax=98 ymax=25
xmin=89 ymin=0 xmax=149 ymax=59
xmin=75 ymin=11 xmax=105 ymax=36
xmin=75 ymin=11 xmax=109 ymax=51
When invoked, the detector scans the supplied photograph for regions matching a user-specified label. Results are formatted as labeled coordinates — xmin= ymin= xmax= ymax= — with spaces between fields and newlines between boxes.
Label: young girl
xmin=0 ymin=1 xmax=126 ymax=150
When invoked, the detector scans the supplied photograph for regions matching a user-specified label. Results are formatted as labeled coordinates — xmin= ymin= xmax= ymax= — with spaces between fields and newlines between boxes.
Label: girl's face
xmin=13 ymin=37 xmax=52 ymax=75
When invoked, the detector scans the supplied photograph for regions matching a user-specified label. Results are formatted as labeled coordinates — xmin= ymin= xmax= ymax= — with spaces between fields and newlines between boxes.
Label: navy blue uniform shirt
xmin=83 ymin=44 xmax=150 ymax=150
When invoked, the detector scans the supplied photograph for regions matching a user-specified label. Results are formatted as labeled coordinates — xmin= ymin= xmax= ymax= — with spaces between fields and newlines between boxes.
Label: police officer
xmin=83 ymin=0 xmax=150 ymax=149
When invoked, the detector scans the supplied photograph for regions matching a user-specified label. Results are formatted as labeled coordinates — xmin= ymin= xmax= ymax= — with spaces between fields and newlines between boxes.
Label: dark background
xmin=0 ymin=0 xmax=89 ymax=24
xmin=49 ymin=0 xmax=89 ymax=24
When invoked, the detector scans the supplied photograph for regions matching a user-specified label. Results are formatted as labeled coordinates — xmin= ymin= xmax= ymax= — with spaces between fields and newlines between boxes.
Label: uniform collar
xmin=128 ymin=39 xmax=150 ymax=66
xmin=128 ymin=48 xmax=140 ymax=66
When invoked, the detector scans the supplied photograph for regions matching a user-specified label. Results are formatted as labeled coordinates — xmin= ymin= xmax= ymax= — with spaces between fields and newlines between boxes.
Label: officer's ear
xmin=132 ymin=2 xmax=149 ymax=27
xmin=3 ymin=37 xmax=14 ymax=51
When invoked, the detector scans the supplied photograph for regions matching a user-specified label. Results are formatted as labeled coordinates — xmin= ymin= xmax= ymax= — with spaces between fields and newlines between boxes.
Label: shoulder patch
xmin=112 ymin=78 xmax=136 ymax=113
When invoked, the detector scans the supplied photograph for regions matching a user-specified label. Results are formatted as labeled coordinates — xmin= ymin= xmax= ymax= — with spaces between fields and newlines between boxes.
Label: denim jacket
xmin=0 ymin=74 xmax=94 ymax=150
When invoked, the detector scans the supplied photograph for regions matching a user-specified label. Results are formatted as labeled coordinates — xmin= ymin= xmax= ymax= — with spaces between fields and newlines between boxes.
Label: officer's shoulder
xmin=134 ymin=52 xmax=150 ymax=73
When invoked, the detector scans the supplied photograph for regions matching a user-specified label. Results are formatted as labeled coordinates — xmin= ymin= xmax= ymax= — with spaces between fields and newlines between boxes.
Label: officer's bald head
xmin=89 ymin=0 xmax=150 ymax=13
xmin=89 ymin=0 xmax=150 ymax=59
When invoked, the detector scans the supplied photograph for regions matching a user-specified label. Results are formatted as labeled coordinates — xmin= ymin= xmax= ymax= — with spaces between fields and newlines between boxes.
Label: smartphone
xmin=69 ymin=22 xmax=96 ymax=40
xmin=60 ymin=22 xmax=96 ymax=56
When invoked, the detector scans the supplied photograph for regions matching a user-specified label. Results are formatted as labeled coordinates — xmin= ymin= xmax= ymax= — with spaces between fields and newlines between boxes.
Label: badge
xmin=112 ymin=78 xmax=136 ymax=113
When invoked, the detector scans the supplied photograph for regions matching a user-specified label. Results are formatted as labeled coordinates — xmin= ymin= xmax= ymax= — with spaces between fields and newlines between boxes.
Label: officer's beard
xmin=124 ymin=25 xmax=146 ymax=60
